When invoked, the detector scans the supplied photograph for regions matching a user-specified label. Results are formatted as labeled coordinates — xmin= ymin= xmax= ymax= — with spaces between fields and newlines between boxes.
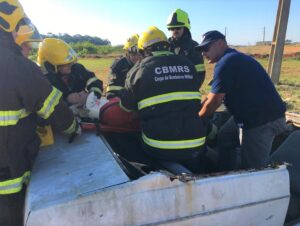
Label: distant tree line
xmin=40 ymin=33 xmax=123 ymax=57
xmin=70 ymin=42 xmax=122 ymax=56
xmin=42 ymin=33 xmax=111 ymax=45
xmin=256 ymin=39 xmax=294 ymax=46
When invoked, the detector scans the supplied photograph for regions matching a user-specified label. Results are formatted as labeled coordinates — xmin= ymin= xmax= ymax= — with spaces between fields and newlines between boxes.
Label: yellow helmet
xmin=38 ymin=38 xmax=77 ymax=73
xmin=123 ymin=34 xmax=139 ymax=53
xmin=138 ymin=26 xmax=167 ymax=50
xmin=0 ymin=0 xmax=25 ymax=32
xmin=15 ymin=24 xmax=42 ymax=46
xmin=167 ymin=8 xmax=191 ymax=30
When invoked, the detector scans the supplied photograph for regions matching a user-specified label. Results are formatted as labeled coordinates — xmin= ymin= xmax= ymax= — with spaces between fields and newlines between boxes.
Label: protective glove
xmin=68 ymin=117 xmax=82 ymax=143
xmin=93 ymin=90 xmax=102 ymax=99
xmin=85 ymin=92 xmax=109 ymax=119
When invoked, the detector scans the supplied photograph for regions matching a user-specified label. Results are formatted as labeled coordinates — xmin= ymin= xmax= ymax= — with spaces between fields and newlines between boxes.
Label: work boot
xmin=85 ymin=92 xmax=109 ymax=119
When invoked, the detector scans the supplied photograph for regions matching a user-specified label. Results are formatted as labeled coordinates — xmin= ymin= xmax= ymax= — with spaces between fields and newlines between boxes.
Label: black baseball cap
xmin=195 ymin=30 xmax=225 ymax=51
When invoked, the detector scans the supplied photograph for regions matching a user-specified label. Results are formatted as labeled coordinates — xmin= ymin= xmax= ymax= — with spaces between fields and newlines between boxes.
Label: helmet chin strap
xmin=12 ymin=30 xmax=17 ymax=40
xmin=44 ymin=61 xmax=56 ymax=73
xmin=141 ymin=49 xmax=153 ymax=57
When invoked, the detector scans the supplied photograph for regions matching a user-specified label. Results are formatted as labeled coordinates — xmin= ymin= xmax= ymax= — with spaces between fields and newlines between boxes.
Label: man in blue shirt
xmin=195 ymin=30 xmax=287 ymax=169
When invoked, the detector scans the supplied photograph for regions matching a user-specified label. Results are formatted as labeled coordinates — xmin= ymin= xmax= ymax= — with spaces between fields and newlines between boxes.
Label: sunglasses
xmin=168 ymin=27 xmax=183 ymax=31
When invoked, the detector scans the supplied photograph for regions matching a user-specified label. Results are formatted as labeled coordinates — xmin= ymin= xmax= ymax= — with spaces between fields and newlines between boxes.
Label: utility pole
xmin=263 ymin=26 xmax=266 ymax=44
xmin=267 ymin=0 xmax=291 ymax=84
xmin=224 ymin=27 xmax=227 ymax=38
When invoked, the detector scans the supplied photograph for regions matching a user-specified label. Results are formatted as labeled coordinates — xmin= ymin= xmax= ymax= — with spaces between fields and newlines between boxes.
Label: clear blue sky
xmin=21 ymin=0 xmax=300 ymax=46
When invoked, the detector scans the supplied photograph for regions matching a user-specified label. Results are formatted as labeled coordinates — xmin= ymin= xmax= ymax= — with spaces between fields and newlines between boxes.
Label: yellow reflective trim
xmin=0 ymin=109 xmax=31 ymax=126
xmin=90 ymin=87 xmax=102 ymax=95
xmin=138 ymin=92 xmax=201 ymax=110
xmin=195 ymin=64 xmax=205 ymax=72
xmin=119 ymin=102 xmax=133 ymax=112
xmin=142 ymin=133 xmax=206 ymax=150
xmin=37 ymin=87 xmax=62 ymax=119
xmin=0 ymin=171 xmax=30 ymax=195
xmin=106 ymin=85 xmax=124 ymax=92
xmin=64 ymin=118 xmax=76 ymax=134
xmin=20 ymin=111 xmax=30 ymax=119
xmin=86 ymin=77 xmax=99 ymax=88
xmin=152 ymin=51 xmax=174 ymax=56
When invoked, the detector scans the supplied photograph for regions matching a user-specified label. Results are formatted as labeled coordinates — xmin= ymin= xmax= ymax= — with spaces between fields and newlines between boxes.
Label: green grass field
xmin=79 ymin=57 xmax=114 ymax=83
xmin=258 ymin=58 xmax=300 ymax=113
xmin=79 ymin=53 xmax=300 ymax=113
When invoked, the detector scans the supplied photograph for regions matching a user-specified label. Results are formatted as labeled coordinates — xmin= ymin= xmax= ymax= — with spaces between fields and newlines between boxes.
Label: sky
xmin=20 ymin=0 xmax=300 ymax=46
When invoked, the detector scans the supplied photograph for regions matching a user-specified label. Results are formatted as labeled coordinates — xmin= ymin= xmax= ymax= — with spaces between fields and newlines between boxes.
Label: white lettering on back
xmin=155 ymin=67 xmax=162 ymax=75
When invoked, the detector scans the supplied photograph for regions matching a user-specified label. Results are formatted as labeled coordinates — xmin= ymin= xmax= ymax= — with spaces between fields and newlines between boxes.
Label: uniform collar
xmin=152 ymin=51 xmax=174 ymax=57
xmin=220 ymin=48 xmax=236 ymax=58
xmin=225 ymin=48 xmax=235 ymax=53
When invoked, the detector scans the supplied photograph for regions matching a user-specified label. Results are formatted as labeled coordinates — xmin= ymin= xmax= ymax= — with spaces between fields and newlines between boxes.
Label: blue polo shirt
xmin=211 ymin=48 xmax=286 ymax=129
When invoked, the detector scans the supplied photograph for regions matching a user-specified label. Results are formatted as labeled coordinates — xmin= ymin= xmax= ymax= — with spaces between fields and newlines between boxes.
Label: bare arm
xmin=199 ymin=92 xmax=225 ymax=119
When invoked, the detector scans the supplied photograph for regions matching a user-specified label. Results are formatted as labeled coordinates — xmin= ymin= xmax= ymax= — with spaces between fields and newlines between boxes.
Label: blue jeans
xmin=241 ymin=117 xmax=288 ymax=168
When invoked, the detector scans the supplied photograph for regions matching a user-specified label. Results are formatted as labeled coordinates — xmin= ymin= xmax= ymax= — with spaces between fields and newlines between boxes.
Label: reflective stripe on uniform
xmin=138 ymin=91 xmax=201 ymax=110
xmin=64 ymin=118 xmax=77 ymax=134
xmin=152 ymin=51 xmax=174 ymax=56
xmin=119 ymin=101 xmax=133 ymax=112
xmin=89 ymin=87 xmax=102 ymax=95
xmin=142 ymin=133 xmax=206 ymax=150
xmin=195 ymin=63 xmax=205 ymax=72
xmin=106 ymin=85 xmax=124 ymax=92
xmin=0 ymin=109 xmax=30 ymax=126
xmin=37 ymin=87 xmax=62 ymax=119
xmin=86 ymin=77 xmax=99 ymax=88
xmin=0 ymin=171 xmax=30 ymax=195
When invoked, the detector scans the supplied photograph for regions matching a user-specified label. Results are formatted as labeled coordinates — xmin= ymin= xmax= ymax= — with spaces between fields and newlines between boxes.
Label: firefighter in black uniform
xmin=0 ymin=1 xmax=80 ymax=225
xmin=38 ymin=38 xmax=103 ymax=107
xmin=119 ymin=26 xmax=207 ymax=173
xmin=106 ymin=34 xmax=141 ymax=99
xmin=167 ymin=8 xmax=206 ymax=87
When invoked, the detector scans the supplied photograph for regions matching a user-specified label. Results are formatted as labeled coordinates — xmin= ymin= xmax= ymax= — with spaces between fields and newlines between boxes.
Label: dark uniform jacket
xmin=119 ymin=51 xmax=206 ymax=160
xmin=106 ymin=57 xmax=133 ymax=99
xmin=169 ymin=34 xmax=206 ymax=87
xmin=46 ymin=63 xmax=103 ymax=101
xmin=211 ymin=48 xmax=286 ymax=129
xmin=0 ymin=35 xmax=76 ymax=195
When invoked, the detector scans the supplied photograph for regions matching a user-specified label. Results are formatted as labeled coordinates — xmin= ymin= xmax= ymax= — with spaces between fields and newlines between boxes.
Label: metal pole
xmin=267 ymin=0 xmax=291 ymax=84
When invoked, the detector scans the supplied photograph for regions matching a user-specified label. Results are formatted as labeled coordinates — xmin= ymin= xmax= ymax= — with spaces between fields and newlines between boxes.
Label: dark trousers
xmin=215 ymin=116 xmax=240 ymax=171
xmin=0 ymin=188 xmax=25 ymax=226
